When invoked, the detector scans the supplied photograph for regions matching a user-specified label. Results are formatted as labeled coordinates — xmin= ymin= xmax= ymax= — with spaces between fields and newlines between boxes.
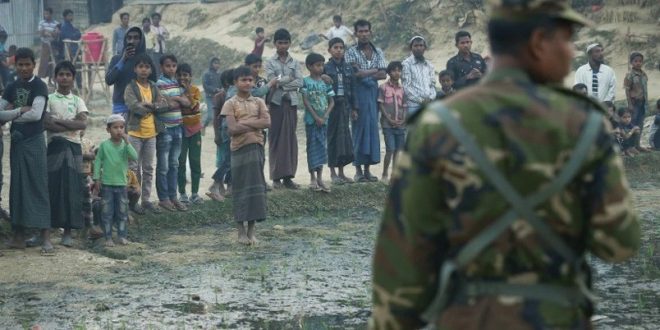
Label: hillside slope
xmin=89 ymin=0 xmax=660 ymax=100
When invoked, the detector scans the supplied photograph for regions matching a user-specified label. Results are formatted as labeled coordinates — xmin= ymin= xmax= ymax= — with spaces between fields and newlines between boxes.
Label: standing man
xmin=150 ymin=12 xmax=169 ymax=76
xmin=113 ymin=12 xmax=130 ymax=55
xmin=319 ymin=15 xmax=356 ymax=45
xmin=372 ymin=1 xmax=640 ymax=329
xmin=574 ymin=43 xmax=616 ymax=103
xmin=37 ymin=8 xmax=59 ymax=83
xmin=345 ymin=19 xmax=386 ymax=182
xmin=202 ymin=57 xmax=222 ymax=128
xmin=402 ymin=36 xmax=436 ymax=116
xmin=265 ymin=28 xmax=303 ymax=189
xmin=446 ymin=30 xmax=487 ymax=90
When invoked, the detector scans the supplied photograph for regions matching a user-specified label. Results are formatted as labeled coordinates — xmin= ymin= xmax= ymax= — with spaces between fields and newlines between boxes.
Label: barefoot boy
xmin=44 ymin=60 xmax=88 ymax=247
xmin=302 ymin=53 xmax=335 ymax=192
xmin=378 ymin=61 xmax=407 ymax=181
xmin=221 ymin=66 xmax=270 ymax=245
xmin=93 ymin=114 xmax=138 ymax=247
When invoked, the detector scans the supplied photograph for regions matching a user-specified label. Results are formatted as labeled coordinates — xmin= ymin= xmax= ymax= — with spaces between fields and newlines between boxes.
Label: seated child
xmin=93 ymin=114 xmax=138 ymax=247
xmin=615 ymin=108 xmax=641 ymax=157
xmin=436 ymin=70 xmax=455 ymax=100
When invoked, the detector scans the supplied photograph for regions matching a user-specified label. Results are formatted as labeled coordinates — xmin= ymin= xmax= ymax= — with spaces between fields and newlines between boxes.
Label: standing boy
xmin=345 ymin=19 xmax=386 ymax=182
xmin=125 ymin=54 xmax=169 ymax=214
xmin=221 ymin=67 xmax=271 ymax=245
xmin=207 ymin=69 xmax=233 ymax=202
xmin=378 ymin=61 xmax=406 ymax=181
xmin=624 ymin=52 xmax=649 ymax=152
xmin=93 ymin=115 xmax=138 ymax=247
xmin=156 ymin=55 xmax=190 ymax=212
xmin=324 ymin=37 xmax=355 ymax=184
xmin=44 ymin=61 xmax=88 ymax=247
xmin=436 ymin=70 xmax=455 ymax=100
xmin=302 ymin=53 xmax=335 ymax=192
xmin=265 ymin=29 xmax=303 ymax=189
xmin=0 ymin=48 xmax=52 ymax=253
xmin=401 ymin=36 xmax=435 ymax=116
xmin=177 ymin=63 xmax=204 ymax=204
xmin=113 ymin=13 xmax=130 ymax=55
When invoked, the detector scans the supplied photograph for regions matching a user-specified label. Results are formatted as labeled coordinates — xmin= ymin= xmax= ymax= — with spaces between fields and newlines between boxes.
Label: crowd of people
xmin=0 ymin=9 xmax=655 ymax=253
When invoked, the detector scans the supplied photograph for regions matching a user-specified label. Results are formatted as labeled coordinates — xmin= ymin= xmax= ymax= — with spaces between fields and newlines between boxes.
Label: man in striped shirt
xmin=155 ymin=54 xmax=190 ymax=212
xmin=401 ymin=36 xmax=436 ymax=116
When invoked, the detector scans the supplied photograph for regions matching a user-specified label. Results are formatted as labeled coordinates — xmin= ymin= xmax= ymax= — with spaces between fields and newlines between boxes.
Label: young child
xmin=207 ymin=69 xmax=234 ymax=201
xmin=251 ymin=27 xmax=268 ymax=57
xmin=324 ymin=37 xmax=355 ymax=185
xmin=615 ymin=108 xmax=641 ymax=157
xmin=648 ymin=100 xmax=660 ymax=150
xmin=44 ymin=60 xmax=88 ymax=247
xmin=245 ymin=53 xmax=277 ymax=99
xmin=572 ymin=83 xmax=588 ymax=96
xmin=93 ymin=114 xmax=138 ymax=247
xmin=625 ymin=52 xmax=650 ymax=152
xmin=302 ymin=53 xmax=335 ymax=192
xmin=0 ymin=48 xmax=52 ymax=253
xmin=125 ymin=54 xmax=169 ymax=215
xmin=155 ymin=54 xmax=191 ymax=212
xmin=126 ymin=169 xmax=141 ymax=224
xmin=176 ymin=63 xmax=204 ymax=204
xmin=80 ymin=130 xmax=103 ymax=239
xmin=436 ymin=70 xmax=455 ymax=100
xmin=378 ymin=61 xmax=407 ymax=181
xmin=221 ymin=66 xmax=270 ymax=245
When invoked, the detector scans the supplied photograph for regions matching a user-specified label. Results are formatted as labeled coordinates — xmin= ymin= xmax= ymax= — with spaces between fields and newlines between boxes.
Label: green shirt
xmin=93 ymin=139 xmax=138 ymax=186
xmin=372 ymin=67 xmax=640 ymax=329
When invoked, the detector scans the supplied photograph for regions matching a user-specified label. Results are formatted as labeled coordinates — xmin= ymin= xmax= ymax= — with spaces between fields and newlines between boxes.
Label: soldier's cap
xmin=487 ymin=0 xmax=594 ymax=27
xmin=106 ymin=114 xmax=125 ymax=125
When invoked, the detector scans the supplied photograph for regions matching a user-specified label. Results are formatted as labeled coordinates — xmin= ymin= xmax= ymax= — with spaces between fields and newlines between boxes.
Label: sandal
xmin=318 ymin=182 xmax=331 ymax=193
xmin=40 ymin=245 xmax=56 ymax=256
xmin=283 ymin=179 xmax=300 ymax=190
xmin=309 ymin=182 xmax=322 ymax=191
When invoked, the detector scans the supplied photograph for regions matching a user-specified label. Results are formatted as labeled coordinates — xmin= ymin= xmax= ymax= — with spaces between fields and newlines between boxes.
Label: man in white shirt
xmin=574 ymin=43 xmax=616 ymax=103
xmin=319 ymin=15 xmax=355 ymax=45
xmin=402 ymin=36 xmax=436 ymax=116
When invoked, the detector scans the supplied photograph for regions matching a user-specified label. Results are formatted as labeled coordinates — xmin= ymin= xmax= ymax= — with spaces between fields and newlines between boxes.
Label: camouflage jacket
xmin=371 ymin=68 xmax=640 ymax=330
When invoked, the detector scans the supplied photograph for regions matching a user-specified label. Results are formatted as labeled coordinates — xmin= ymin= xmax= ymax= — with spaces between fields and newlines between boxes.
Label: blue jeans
xmin=156 ymin=126 xmax=183 ymax=201
xmin=204 ymin=95 xmax=215 ymax=127
xmin=101 ymin=185 xmax=128 ymax=239
xmin=406 ymin=103 xmax=424 ymax=117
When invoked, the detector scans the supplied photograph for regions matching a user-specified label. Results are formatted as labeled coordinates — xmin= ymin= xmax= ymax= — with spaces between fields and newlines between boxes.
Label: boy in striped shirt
xmin=155 ymin=54 xmax=190 ymax=212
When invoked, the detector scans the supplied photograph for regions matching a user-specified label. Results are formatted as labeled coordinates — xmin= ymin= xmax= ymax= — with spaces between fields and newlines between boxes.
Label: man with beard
xmin=575 ymin=43 xmax=617 ymax=103
xmin=402 ymin=36 xmax=436 ymax=116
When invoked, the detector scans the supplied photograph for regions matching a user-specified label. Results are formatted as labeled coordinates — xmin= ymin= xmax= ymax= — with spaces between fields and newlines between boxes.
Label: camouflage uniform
xmin=371 ymin=1 xmax=640 ymax=329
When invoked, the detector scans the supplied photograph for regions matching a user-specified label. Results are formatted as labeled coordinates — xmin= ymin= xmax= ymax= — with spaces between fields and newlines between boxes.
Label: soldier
xmin=371 ymin=1 xmax=640 ymax=329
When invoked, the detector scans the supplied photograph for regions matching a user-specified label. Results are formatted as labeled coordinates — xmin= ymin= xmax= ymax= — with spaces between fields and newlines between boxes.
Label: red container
xmin=82 ymin=32 xmax=104 ymax=63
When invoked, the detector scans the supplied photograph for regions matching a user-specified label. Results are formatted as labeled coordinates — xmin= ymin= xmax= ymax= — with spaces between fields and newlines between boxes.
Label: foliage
xmin=168 ymin=36 xmax=246 ymax=83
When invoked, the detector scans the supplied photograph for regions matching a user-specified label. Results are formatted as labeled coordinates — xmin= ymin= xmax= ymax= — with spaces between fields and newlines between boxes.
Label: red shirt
xmin=251 ymin=37 xmax=265 ymax=57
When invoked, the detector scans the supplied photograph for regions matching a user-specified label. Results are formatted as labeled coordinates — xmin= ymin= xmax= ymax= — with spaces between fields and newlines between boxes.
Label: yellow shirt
xmin=128 ymin=82 xmax=157 ymax=138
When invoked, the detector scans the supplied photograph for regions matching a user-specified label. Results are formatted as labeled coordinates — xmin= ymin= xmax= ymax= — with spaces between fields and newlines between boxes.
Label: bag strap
xmin=421 ymin=103 xmax=602 ymax=323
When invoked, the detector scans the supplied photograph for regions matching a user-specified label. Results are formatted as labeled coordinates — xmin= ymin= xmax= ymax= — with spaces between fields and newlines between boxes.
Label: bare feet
xmin=171 ymin=200 xmax=188 ymax=211
xmin=317 ymin=180 xmax=331 ymax=193
xmin=158 ymin=200 xmax=176 ymax=212
xmin=61 ymin=234 xmax=74 ymax=247
xmin=104 ymin=238 xmax=115 ymax=247
xmin=247 ymin=221 xmax=258 ymax=245
xmin=237 ymin=223 xmax=250 ymax=245
xmin=40 ymin=240 xmax=55 ymax=256
xmin=117 ymin=237 xmax=130 ymax=245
